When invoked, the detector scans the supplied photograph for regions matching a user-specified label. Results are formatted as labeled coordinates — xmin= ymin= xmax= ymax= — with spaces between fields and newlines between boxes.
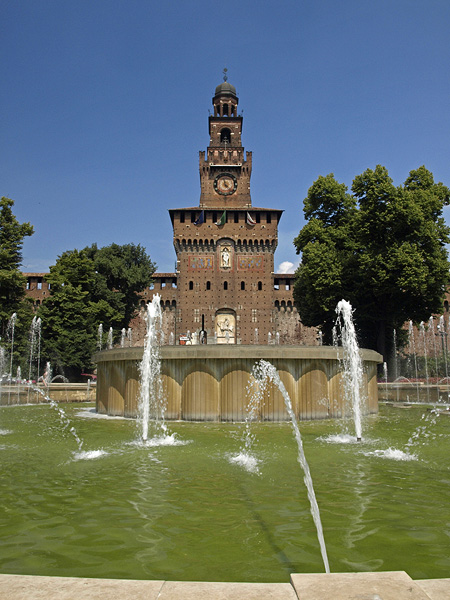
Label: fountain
xmin=95 ymin=299 xmax=381 ymax=422
xmin=107 ymin=327 xmax=113 ymax=350
xmin=333 ymin=300 xmax=365 ymax=441
xmin=1 ymin=301 xmax=450 ymax=595
xmin=97 ymin=323 xmax=103 ymax=350
xmin=138 ymin=295 xmax=166 ymax=442
xmin=250 ymin=360 xmax=329 ymax=573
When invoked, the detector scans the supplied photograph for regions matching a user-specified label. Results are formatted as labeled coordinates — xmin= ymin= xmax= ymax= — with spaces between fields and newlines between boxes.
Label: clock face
xmin=214 ymin=173 xmax=237 ymax=196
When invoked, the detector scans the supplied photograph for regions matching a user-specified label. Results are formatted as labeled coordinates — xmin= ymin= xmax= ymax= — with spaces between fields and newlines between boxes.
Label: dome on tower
xmin=214 ymin=80 xmax=237 ymax=98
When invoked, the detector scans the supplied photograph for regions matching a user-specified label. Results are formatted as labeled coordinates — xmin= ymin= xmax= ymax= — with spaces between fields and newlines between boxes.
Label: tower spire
xmin=223 ymin=67 xmax=228 ymax=82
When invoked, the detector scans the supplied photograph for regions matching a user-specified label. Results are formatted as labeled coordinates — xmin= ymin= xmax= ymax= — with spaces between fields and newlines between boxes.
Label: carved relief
xmin=215 ymin=312 xmax=236 ymax=344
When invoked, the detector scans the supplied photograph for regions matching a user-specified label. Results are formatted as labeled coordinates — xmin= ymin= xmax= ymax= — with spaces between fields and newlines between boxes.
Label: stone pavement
xmin=290 ymin=571 xmax=449 ymax=599
xmin=0 ymin=571 xmax=448 ymax=599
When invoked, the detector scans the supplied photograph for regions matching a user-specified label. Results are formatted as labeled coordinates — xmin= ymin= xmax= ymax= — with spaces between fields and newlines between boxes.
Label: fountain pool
xmin=0 ymin=402 xmax=449 ymax=582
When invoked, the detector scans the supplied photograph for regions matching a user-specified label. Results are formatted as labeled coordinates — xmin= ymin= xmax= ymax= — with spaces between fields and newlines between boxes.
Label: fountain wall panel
xmin=94 ymin=346 xmax=382 ymax=421
xmin=220 ymin=361 xmax=249 ymax=421
xmin=124 ymin=363 xmax=139 ymax=418
xmin=182 ymin=362 xmax=218 ymax=421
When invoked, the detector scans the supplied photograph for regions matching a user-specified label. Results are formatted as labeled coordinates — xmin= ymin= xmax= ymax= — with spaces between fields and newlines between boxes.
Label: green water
xmin=0 ymin=403 xmax=449 ymax=582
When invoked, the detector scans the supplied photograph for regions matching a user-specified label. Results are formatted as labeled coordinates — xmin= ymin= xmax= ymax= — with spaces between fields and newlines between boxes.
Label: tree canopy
xmin=0 ymin=197 xmax=34 ymax=342
xmin=293 ymin=166 xmax=450 ymax=359
xmin=39 ymin=243 xmax=155 ymax=380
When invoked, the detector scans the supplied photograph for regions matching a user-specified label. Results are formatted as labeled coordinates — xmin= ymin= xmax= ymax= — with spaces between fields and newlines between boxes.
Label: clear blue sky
xmin=2 ymin=0 xmax=450 ymax=274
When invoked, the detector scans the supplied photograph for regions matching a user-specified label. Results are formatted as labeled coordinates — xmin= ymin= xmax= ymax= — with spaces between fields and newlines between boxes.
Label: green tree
xmin=39 ymin=245 xmax=155 ymax=380
xmin=0 ymin=197 xmax=34 ymax=370
xmin=294 ymin=166 xmax=450 ymax=359
xmin=84 ymin=243 xmax=156 ymax=328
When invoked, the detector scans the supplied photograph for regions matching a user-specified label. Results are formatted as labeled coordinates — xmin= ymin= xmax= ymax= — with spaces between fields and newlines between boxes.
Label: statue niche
xmin=215 ymin=311 xmax=236 ymax=344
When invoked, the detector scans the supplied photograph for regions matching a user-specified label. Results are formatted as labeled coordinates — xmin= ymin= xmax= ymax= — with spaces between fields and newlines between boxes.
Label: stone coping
xmin=93 ymin=344 xmax=382 ymax=363
xmin=0 ymin=572 xmax=448 ymax=600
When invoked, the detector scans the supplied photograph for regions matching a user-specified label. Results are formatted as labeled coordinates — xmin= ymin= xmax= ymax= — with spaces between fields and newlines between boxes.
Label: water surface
xmin=0 ymin=403 xmax=449 ymax=582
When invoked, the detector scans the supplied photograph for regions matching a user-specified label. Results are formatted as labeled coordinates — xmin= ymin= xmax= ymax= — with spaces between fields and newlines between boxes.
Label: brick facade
xmin=133 ymin=77 xmax=315 ymax=346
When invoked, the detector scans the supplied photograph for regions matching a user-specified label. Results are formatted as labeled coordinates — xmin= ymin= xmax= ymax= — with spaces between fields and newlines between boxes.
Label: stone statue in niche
xmin=217 ymin=317 xmax=234 ymax=335
xmin=221 ymin=246 xmax=231 ymax=268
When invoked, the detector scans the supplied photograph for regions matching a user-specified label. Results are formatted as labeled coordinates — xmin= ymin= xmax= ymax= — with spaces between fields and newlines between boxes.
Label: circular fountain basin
xmin=94 ymin=345 xmax=382 ymax=421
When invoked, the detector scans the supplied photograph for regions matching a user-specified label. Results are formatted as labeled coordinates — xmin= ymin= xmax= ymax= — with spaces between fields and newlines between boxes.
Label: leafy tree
xmin=83 ymin=243 xmax=156 ymax=328
xmin=0 ymin=197 xmax=34 ymax=337
xmin=294 ymin=166 xmax=450 ymax=360
xmin=39 ymin=244 xmax=155 ymax=380
xmin=0 ymin=198 xmax=35 ymax=371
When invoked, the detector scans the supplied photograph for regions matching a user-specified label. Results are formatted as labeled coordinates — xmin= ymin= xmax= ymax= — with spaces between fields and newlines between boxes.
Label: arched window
xmin=224 ymin=281 xmax=228 ymax=291
xmin=220 ymin=127 xmax=231 ymax=143
xmin=206 ymin=281 xmax=211 ymax=290
xmin=258 ymin=281 xmax=262 ymax=291
xmin=189 ymin=281 xmax=194 ymax=290
xmin=241 ymin=281 xmax=245 ymax=290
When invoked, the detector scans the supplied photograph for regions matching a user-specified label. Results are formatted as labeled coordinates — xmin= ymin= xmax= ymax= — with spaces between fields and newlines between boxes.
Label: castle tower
xmin=199 ymin=73 xmax=252 ymax=208
xmin=169 ymin=73 xmax=282 ymax=344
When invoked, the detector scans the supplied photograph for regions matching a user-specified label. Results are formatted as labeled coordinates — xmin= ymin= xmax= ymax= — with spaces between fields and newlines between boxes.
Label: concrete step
xmin=415 ymin=578 xmax=450 ymax=600
xmin=290 ymin=571 xmax=449 ymax=600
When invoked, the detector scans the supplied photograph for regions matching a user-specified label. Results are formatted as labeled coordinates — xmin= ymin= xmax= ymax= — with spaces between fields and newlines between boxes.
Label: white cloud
xmin=277 ymin=261 xmax=298 ymax=274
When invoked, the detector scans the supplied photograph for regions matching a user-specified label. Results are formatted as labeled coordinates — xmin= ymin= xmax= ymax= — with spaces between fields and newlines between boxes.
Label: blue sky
xmin=2 ymin=0 xmax=450 ymax=274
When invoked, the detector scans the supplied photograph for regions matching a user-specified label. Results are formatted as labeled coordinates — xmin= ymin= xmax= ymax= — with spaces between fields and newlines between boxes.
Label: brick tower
xmin=169 ymin=72 xmax=282 ymax=344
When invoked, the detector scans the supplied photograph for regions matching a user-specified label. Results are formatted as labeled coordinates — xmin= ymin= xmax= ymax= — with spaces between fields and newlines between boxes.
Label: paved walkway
xmin=0 ymin=571 xmax=448 ymax=599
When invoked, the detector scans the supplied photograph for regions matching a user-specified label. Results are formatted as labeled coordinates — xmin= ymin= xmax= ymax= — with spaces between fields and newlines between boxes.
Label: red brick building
xmin=135 ymin=77 xmax=313 ymax=345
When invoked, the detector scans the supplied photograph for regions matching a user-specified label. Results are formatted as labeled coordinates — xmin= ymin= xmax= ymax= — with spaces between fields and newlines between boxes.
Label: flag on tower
xmin=246 ymin=212 xmax=256 ymax=226
xmin=194 ymin=211 xmax=204 ymax=225
xmin=215 ymin=210 xmax=226 ymax=226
